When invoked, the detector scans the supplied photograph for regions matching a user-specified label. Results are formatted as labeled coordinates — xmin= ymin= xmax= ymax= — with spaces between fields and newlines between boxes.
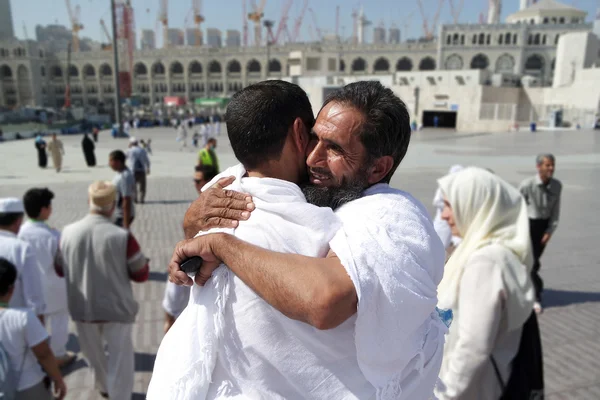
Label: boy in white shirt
xmin=0 ymin=258 xmax=66 ymax=399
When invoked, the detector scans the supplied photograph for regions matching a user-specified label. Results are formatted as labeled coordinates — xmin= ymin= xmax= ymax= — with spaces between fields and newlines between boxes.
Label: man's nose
xmin=306 ymin=141 xmax=326 ymax=168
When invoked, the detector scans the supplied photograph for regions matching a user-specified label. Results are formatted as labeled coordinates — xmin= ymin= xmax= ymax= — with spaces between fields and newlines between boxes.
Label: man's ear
xmin=292 ymin=117 xmax=308 ymax=153
xmin=367 ymin=156 xmax=395 ymax=185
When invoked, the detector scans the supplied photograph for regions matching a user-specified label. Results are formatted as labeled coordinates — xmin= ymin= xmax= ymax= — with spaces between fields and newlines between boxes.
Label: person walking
xmin=197 ymin=138 xmax=219 ymax=173
xmin=519 ymin=153 xmax=562 ymax=314
xmin=58 ymin=181 xmax=149 ymax=400
xmin=47 ymin=134 xmax=64 ymax=173
xmin=126 ymin=138 xmax=150 ymax=204
xmin=0 ymin=198 xmax=45 ymax=322
xmin=82 ymin=133 xmax=96 ymax=167
xmin=436 ymin=167 xmax=541 ymax=400
xmin=34 ymin=135 xmax=48 ymax=169
xmin=19 ymin=188 xmax=76 ymax=368
xmin=92 ymin=126 xmax=99 ymax=142
xmin=0 ymin=258 xmax=67 ymax=400
xmin=109 ymin=151 xmax=135 ymax=229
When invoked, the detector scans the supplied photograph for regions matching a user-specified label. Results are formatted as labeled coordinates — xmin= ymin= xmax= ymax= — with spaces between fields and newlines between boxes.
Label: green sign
xmin=194 ymin=98 xmax=230 ymax=107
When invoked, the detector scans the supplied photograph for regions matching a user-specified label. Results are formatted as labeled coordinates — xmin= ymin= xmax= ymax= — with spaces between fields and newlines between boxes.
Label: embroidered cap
xmin=0 ymin=198 xmax=25 ymax=213
xmin=88 ymin=181 xmax=116 ymax=208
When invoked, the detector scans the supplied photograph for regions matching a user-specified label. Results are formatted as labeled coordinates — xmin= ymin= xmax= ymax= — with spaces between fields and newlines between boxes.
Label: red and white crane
xmin=448 ymin=0 xmax=464 ymax=24
xmin=273 ymin=0 xmax=294 ymax=44
xmin=308 ymin=8 xmax=322 ymax=42
xmin=417 ymin=0 xmax=444 ymax=40
xmin=291 ymin=0 xmax=309 ymax=43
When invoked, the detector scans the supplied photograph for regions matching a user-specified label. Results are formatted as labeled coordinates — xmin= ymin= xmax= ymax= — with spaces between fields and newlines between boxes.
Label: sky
xmin=10 ymin=0 xmax=600 ymax=46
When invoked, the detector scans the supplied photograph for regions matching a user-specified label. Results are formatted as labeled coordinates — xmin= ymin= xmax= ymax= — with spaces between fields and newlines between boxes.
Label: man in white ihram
xmin=150 ymin=81 xmax=446 ymax=399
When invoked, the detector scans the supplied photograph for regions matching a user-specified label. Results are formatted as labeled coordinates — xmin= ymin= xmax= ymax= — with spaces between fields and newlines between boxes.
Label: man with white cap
xmin=59 ymin=181 xmax=150 ymax=400
xmin=126 ymin=138 xmax=151 ymax=205
xmin=0 ymin=197 xmax=45 ymax=321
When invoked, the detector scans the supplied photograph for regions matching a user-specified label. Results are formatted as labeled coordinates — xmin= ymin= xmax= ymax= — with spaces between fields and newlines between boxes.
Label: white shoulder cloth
xmin=329 ymin=183 xmax=448 ymax=400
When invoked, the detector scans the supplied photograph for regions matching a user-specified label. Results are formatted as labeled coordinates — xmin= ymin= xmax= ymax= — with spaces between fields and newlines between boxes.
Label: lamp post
xmin=110 ymin=0 xmax=122 ymax=134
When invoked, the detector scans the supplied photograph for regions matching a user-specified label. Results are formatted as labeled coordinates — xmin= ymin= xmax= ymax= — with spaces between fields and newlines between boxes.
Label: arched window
xmin=170 ymin=61 xmax=184 ymax=75
xmin=505 ymin=32 xmax=511 ymax=45
xmin=460 ymin=35 xmax=465 ymax=45
xmin=227 ymin=60 xmax=241 ymax=73
xmin=100 ymin=64 xmax=113 ymax=77
xmin=470 ymin=54 xmax=489 ymax=70
xmin=152 ymin=62 xmax=165 ymax=76
xmin=351 ymin=57 xmax=367 ymax=72
xmin=418 ymin=57 xmax=436 ymax=71
xmin=209 ymin=60 xmax=222 ymax=74
xmin=268 ymin=59 xmax=282 ymax=73
xmin=446 ymin=35 xmax=451 ymax=45
xmin=478 ymin=33 xmax=485 ymax=45
xmin=189 ymin=61 xmax=203 ymax=74
xmin=373 ymin=57 xmax=390 ymax=72
xmin=396 ymin=57 xmax=413 ymax=71
xmin=534 ymin=33 xmax=540 ymax=45
xmin=542 ymin=34 xmax=547 ymax=45
xmin=247 ymin=59 xmax=261 ymax=73
xmin=134 ymin=63 xmax=147 ymax=76
xmin=499 ymin=34 xmax=503 ymax=45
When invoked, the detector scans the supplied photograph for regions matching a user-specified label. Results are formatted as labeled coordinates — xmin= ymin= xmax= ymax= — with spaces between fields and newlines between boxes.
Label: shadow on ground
xmin=544 ymin=288 xmax=600 ymax=308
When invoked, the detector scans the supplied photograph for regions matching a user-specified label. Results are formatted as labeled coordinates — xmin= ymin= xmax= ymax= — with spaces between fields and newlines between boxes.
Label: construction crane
xmin=248 ymin=0 xmax=267 ymax=46
xmin=448 ymin=0 xmax=464 ymax=24
xmin=335 ymin=6 xmax=340 ymax=41
xmin=193 ymin=0 xmax=205 ymax=46
xmin=100 ymin=19 xmax=112 ymax=50
xmin=401 ymin=11 xmax=415 ymax=42
xmin=65 ymin=0 xmax=84 ymax=52
xmin=243 ymin=0 xmax=248 ymax=47
xmin=159 ymin=0 xmax=169 ymax=48
xmin=264 ymin=19 xmax=275 ymax=45
xmin=417 ymin=0 xmax=444 ymax=40
xmin=308 ymin=8 xmax=322 ymax=42
xmin=291 ymin=0 xmax=309 ymax=43
xmin=273 ymin=0 xmax=293 ymax=44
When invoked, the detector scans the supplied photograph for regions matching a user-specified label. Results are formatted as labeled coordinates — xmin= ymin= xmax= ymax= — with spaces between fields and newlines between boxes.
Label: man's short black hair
xmin=109 ymin=150 xmax=126 ymax=163
xmin=194 ymin=165 xmax=217 ymax=182
xmin=225 ymin=80 xmax=314 ymax=169
xmin=23 ymin=188 xmax=54 ymax=219
xmin=321 ymin=81 xmax=411 ymax=184
xmin=0 ymin=213 xmax=23 ymax=226
xmin=0 ymin=258 xmax=17 ymax=296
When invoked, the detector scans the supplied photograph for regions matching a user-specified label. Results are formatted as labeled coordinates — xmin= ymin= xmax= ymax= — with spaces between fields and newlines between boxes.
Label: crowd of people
xmin=0 ymin=79 xmax=563 ymax=400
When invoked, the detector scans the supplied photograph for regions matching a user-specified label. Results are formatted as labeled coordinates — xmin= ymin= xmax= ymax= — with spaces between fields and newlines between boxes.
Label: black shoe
xmin=100 ymin=391 xmax=109 ymax=398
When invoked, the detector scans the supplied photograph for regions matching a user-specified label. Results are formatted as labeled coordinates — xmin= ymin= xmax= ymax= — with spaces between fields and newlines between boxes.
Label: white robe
xmin=18 ymin=221 xmax=67 ymax=314
xmin=329 ymin=183 xmax=447 ymax=400
xmin=148 ymin=165 xmax=374 ymax=400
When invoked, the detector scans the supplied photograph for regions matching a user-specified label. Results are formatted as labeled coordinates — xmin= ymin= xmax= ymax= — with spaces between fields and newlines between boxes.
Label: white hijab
xmin=437 ymin=167 xmax=534 ymax=332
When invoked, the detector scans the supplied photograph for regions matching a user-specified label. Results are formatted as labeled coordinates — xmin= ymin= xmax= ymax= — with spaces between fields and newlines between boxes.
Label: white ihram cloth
xmin=18 ymin=221 xmax=70 ymax=357
xmin=435 ymin=167 xmax=534 ymax=399
xmin=149 ymin=164 xmax=376 ymax=399
xmin=328 ymin=183 xmax=448 ymax=400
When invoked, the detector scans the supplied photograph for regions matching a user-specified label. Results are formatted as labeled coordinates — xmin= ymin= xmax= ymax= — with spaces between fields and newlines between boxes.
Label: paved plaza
xmin=0 ymin=126 xmax=599 ymax=399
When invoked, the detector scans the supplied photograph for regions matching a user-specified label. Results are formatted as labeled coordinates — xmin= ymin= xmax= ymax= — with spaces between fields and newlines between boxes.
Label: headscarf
xmin=433 ymin=165 xmax=464 ymax=210
xmin=437 ymin=167 xmax=534 ymax=332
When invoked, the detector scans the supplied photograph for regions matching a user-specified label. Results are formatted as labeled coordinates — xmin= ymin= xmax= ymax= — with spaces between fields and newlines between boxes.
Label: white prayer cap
xmin=0 ymin=198 xmax=24 ymax=213
xmin=88 ymin=181 xmax=116 ymax=209
xmin=129 ymin=137 xmax=138 ymax=144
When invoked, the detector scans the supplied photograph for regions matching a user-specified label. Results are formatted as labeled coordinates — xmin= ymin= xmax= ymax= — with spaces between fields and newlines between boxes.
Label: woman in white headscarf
xmin=435 ymin=167 xmax=536 ymax=400
xmin=432 ymin=165 xmax=464 ymax=251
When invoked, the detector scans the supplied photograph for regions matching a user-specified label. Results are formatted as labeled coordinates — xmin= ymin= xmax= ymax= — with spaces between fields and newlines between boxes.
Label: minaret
xmin=520 ymin=0 xmax=528 ymax=11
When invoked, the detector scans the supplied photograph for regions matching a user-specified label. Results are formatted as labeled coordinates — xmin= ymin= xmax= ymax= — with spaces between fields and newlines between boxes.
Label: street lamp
xmin=264 ymin=20 xmax=274 ymax=78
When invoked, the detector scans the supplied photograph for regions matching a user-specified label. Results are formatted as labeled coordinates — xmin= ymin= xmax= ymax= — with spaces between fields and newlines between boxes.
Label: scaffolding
xmin=114 ymin=1 xmax=135 ymax=99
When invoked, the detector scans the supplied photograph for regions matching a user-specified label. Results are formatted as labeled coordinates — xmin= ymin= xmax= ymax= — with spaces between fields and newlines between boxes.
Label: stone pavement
xmin=0 ymin=126 xmax=599 ymax=399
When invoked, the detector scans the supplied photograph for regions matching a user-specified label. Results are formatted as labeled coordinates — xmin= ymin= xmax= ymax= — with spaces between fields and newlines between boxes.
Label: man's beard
xmin=301 ymin=168 xmax=370 ymax=210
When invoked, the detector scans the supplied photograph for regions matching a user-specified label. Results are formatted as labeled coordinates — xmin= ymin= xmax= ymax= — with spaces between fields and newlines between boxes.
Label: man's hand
xmin=183 ymin=176 xmax=255 ymax=238
xmin=168 ymin=234 xmax=225 ymax=287
xmin=541 ymin=233 xmax=551 ymax=246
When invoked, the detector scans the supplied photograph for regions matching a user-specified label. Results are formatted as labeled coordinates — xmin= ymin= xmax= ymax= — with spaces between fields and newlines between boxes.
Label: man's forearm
xmin=211 ymin=234 xmax=357 ymax=329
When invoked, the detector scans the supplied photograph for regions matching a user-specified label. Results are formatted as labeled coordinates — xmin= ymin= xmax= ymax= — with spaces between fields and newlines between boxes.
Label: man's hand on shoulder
xmin=183 ymin=176 xmax=255 ymax=238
